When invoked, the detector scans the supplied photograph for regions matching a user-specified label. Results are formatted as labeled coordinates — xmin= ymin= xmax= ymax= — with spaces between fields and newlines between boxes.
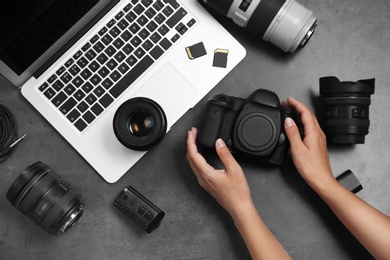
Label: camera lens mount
xmin=113 ymin=97 xmax=167 ymax=151
xmin=235 ymin=112 xmax=278 ymax=155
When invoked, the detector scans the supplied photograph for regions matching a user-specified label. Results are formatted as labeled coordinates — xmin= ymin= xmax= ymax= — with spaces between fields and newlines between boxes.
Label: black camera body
xmin=198 ymin=89 xmax=292 ymax=165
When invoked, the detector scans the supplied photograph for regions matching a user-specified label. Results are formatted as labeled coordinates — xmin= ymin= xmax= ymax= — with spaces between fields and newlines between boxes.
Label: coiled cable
xmin=0 ymin=104 xmax=20 ymax=163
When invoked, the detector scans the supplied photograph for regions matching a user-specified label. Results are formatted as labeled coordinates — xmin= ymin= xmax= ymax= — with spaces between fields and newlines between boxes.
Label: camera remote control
xmin=113 ymin=185 xmax=165 ymax=233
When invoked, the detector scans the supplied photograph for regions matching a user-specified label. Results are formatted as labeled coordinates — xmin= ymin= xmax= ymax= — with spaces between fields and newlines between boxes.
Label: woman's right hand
xmin=283 ymin=97 xmax=336 ymax=190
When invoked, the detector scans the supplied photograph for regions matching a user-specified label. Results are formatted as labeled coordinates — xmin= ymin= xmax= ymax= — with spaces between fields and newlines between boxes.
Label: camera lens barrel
xmin=320 ymin=77 xmax=375 ymax=144
xmin=113 ymin=97 xmax=167 ymax=151
xmin=6 ymin=162 xmax=85 ymax=235
xmin=200 ymin=0 xmax=317 ymax=53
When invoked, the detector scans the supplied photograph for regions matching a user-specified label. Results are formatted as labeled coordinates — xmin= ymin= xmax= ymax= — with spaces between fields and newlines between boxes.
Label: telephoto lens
xmin=319 ymin=76 xmax=375 ymax=144
xmin=113 ymin=97 xmax=167 ymax=151
xmin=199 ymin=0 xmax=317 ymax=53
xmin=6 ymin=162 xmax=85 ymax=235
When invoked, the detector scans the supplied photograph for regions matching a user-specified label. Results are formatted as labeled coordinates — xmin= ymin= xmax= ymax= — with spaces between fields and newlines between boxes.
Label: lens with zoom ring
xmin=6 ymin=162 xmax=85 ymax=235
xmin=200 ymin=0 xmax=317 ymax=53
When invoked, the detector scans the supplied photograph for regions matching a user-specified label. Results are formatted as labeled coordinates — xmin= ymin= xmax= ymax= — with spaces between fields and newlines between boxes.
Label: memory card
xmin=213 ymin=48 xmax=229 ymax=68
xmin=185 ymin=42 xmax=207 ymax=60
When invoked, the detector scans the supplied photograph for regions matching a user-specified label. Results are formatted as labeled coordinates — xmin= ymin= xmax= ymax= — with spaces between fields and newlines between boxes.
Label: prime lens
xmin=113 ymin=97 xmax=167 ymax=151
xmin=319 ymin=76 xmax=375 ymax=144
xmin=200 ymin=0 xmax=317 ymax=53
xmin=6 ymin=162 xmax=85 ymax=235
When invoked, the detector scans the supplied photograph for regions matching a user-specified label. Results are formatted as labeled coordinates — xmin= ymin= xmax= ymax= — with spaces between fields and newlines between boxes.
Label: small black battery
xmin=113 ymin=185 xmax=165 ymax=233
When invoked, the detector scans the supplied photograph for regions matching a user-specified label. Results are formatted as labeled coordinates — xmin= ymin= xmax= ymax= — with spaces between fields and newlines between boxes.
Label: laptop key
xmin=98 ymin=66 xmax=110 ymax=78
xmin=74 ymin=90 xmax=86 ymax=101
xmin=60 ymin=97 xmax=77 ymax=115
xmin=85 ymin=93 xmax=98 ymax=105
xmin=65 ymin=58 xmax=74 ymax=68
xmin=74 ymin=119 xmax=88 ymax=132
xmin=82 ymin=43 xmax=91 ymax=52
xmin=93 ymin=42 xmax=105 ymax=53
xmin=39 ymin=82 xmax=49 ymax=92
xmin=77 ymin=57 xmax=88 ymax=68
xmin=91 ymin=103 xmax=104 ymax=116
xmin=98 ymin=27 xmax=108 ymax=36
xmin=123 ymin=3 xmax=133 ymax=12
xmin=94 ymin=86 xmax=105 ymax=97
xmin=60 ymin=72 xmax=72 ymax=84
xmin=125 ymin=11 xmax=137 ymax=23
xmin=67 ymin=109 xmax=81 ymax=123
xmin=107 ymin=19 xmax=116 ymax=28
xmin=69 ymin=65 xmax=81 ymax=76
xmin=164 ymin=0 xmax=180 ymax=9
xmin=99 ymin=94 xmax=114 ymax=108
xmin=80 ymin=68 xmax=93 ymax=80
xmin=44 ymin=88 xmax=56 ymax=99
xmin=77 ymin=101 xmax=89 ymax=113
xmin=102 ymin=78 xmax=114 ymax=90
xmin=145 ymin=7 xmax=157 ymax=19
xmin=142 ymin=0 xmax=153 ymax=7
xmin=153 ymin=1 xmax=164 ymax=11
xmin=166 ymin=7 xmax=187 ymax=28
xmin=82 ymin=82 xmax=94 ymax=93
xmin=133 ymin=4 xmax=145 ymax=15
xmin=162 ymin=6 xmax=174 ymax=17
xmin=52 ymin=80 xmax=64 ymax=91
xmin=64 ymin=84 xmax=76 ymax=95
xmin=83 ymin=111 xmax=96 ymax=124
xmin=110 ymin=55 xmax=154 ymax=98
xmin=110 ymin=70 xmax=121 ymax=82
xmin=150 ymin=46 xmax=164 ymax=60
xmin=159 ymin=38 xmax=172 ymax=50
xmin=52 ymin=92 xmax=67 ymax=107
xmin=48 ymin=74 xmax=57 ymax=84
xmin=56 ymin=66 xmax=66 ymax=76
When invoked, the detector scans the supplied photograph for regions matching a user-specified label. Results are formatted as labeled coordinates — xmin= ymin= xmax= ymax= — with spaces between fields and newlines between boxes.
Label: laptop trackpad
xmin=133 ymin=63 xmax=198 ymax=125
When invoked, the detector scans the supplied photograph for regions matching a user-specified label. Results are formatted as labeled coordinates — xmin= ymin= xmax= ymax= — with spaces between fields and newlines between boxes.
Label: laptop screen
xmin=0 ymin=0 xmax=111 ymax=76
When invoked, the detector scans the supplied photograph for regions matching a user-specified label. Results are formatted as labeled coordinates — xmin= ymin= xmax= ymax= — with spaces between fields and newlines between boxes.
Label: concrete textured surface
xmin=1 ymin=0 xmax=389 ymax=259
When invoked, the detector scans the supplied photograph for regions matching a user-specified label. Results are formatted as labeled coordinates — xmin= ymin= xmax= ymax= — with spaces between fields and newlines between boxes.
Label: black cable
xmin=0 ymin=104 xmax=19 ymax=163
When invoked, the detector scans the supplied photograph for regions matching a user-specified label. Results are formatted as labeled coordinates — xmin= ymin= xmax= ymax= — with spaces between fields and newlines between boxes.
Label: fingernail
xmin=284 ymin=117 xmax=296 ymax=128
xmin=216 ymin=138 xmax=226 ymax=148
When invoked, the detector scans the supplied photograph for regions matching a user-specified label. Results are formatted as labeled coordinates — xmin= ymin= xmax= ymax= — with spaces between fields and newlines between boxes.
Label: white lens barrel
xmin=263 ymin=0 xmax=317 ymax=53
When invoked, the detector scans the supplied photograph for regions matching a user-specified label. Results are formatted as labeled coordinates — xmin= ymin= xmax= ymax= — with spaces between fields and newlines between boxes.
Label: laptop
xmin=0 ymin=0 xmax=246 ymax=183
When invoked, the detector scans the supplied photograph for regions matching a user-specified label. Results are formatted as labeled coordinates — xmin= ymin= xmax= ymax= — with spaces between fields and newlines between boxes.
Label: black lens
xmin=113 ymin=98 xmax=167 ymax=151
xmin=319 ymin=76 xmax=375 ymax=144
xmin=126 ymin=110 xmax=155 ymax=137
xmin=6 ymin=162 xmax=85 ymax=235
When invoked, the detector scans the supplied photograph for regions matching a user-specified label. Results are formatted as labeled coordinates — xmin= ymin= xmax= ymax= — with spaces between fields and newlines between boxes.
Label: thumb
xmin=215 ymin=138 xmax=240 ymax=172
xmin=284 ymin=117 xmax=304 ymax=149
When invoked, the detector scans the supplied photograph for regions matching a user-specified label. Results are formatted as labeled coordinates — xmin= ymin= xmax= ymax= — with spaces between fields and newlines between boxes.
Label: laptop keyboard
xmin=37 ymin=0 xmax=196 ymax=132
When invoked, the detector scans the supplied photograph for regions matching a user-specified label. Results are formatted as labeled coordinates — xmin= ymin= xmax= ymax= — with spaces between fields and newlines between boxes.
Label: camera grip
xmin=197 ymin=97 xmax=238 ymax=148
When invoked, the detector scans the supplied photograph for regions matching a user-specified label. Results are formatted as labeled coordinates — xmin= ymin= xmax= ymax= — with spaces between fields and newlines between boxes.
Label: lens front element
xmin=113 ymin=97 xmax=167 ymax=151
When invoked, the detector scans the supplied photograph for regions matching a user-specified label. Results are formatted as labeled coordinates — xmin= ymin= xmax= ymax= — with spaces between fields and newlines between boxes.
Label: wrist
xmin=229 ymin=200 xmax=258 ymax=226
xmin=309 ymin=174 xmax=341 ymax=197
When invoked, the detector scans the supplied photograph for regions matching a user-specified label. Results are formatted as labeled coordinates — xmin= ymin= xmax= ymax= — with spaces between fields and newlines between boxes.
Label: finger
xmin=215 ymin=138 xmax=240 ymax=173
xmin=186 ymin=128 xmax=215 ymax=175
xmin=284 ymin=117 xmax=305 ymax=150
xmin=287 ymin=97 xmax=320 ymax=135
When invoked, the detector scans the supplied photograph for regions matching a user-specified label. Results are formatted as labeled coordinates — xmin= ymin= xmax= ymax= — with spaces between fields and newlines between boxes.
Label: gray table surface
xmin=1 ymin=0 xmax=389 ymax=259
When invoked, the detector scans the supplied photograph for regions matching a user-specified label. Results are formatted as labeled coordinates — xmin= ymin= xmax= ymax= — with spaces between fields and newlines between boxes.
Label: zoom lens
xmin=200 ymin=0 xmax=317 ymax=53
xmin=6 ymin=162 xmax=85 ymax=235
xmin=319 ymin=76 xmax=375 ymax=144
xmin=113 ymin=97 xmax=167 ymax=151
